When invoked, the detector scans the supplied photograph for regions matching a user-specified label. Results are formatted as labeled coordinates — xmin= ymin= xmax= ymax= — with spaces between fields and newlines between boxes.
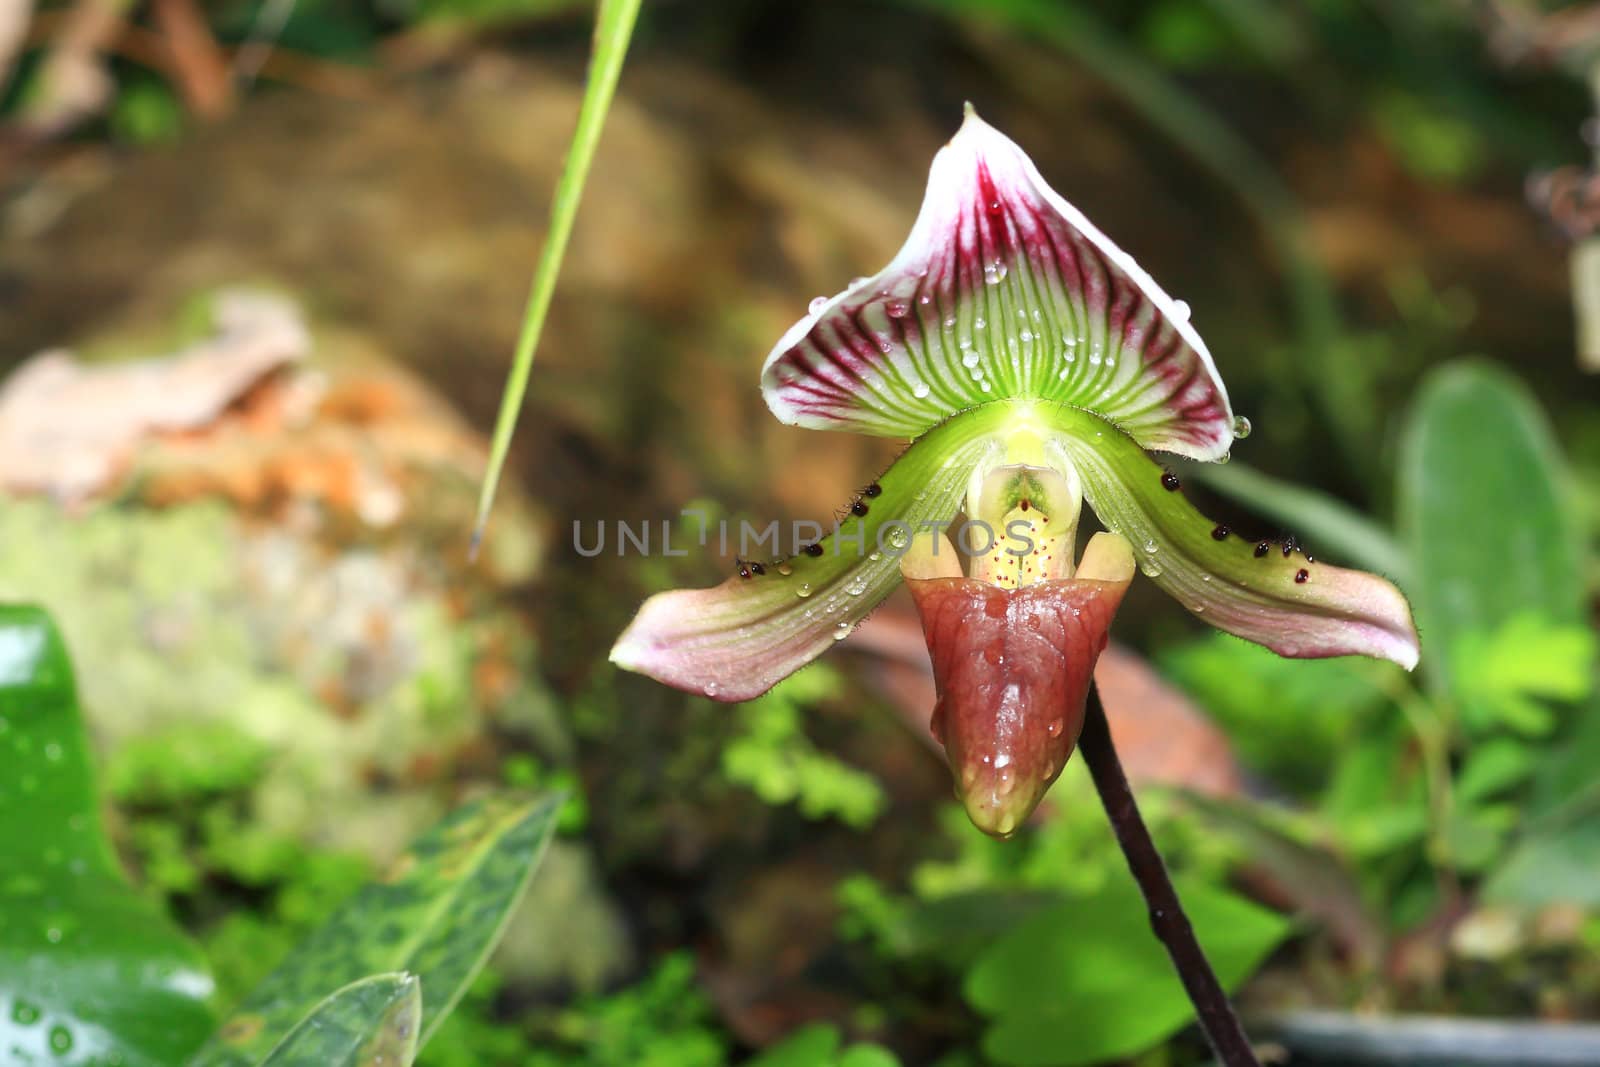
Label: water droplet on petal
xmin=1172 ymin=299 xmax=1191 ymax=322
xmin=1232 ymin=415 xmax=1253 ymax=439
xmin=886 ymin=300 xmax=908 ymax=318
xmin=912 ymin=381 xmax=930 ymax=399
xmin=808 ymin=296 xmax=829 ymax=314
xmin=833 ymin=621 xmax=852 ymax=641
xmin=796 ymin=583 xmax=812 ymax=598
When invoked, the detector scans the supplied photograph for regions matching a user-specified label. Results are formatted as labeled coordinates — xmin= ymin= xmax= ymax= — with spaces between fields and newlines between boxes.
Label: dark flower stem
xmin=1077 ymin=680 xmax=1261 ymax=1067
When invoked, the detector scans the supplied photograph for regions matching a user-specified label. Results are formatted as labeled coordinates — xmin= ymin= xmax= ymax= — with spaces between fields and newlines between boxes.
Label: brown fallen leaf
xmin=0 ymin=289 xmax=307 ymax=501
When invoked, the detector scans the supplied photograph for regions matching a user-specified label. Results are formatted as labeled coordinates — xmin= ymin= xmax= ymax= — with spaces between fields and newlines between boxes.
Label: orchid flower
xmin=611 ymin=108 xmax=1419 ymax=838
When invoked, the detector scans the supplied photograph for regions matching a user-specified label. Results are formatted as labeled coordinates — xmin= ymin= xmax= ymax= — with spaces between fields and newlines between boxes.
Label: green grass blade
xmin=470 ymin=0 xmax=644 ymax=557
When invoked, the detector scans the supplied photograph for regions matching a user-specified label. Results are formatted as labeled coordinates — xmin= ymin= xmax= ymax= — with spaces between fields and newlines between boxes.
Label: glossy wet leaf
xmin=259 ymin=973 xmax=420 ymax=1067
xmin=0 ymin=603 xmax=215 ymax=1067
xmin=191 ymin=793 xmax=562 ymax=1066
xmin=965 ymin=878 xmax=1290 ymax=1067
xmin=1398 ymin=362 xmax=1583 ymax=696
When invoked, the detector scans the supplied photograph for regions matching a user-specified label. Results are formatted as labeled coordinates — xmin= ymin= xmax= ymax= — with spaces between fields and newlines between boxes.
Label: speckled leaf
xmin=0 ymin=603 xmax=216 ymax=1067
xmin=259 ymin=973 xmax=420 ymax=1067
xmin=191 ymin=793 xmax=561 ymax=1067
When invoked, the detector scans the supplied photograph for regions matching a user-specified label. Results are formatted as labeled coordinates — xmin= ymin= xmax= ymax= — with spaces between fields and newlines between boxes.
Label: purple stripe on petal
xmin=761 ymin=108 xmax=1235 ymax=460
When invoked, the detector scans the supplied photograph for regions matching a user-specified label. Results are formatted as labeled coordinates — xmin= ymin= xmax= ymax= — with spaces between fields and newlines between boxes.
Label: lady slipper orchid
xmin=611 ymin=107 xmax=1419 ymax=837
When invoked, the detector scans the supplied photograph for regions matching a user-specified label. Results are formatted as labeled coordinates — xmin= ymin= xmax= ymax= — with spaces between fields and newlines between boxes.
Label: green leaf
xmin=1399 ymin=362 xmax=1584 ymax=697
xmin=1483 ymin=821 xmax=1600 ymax=908
xmin=260 ymin=974 xmax=421 ymax=1067
xmin=747 ymin=1023 xmax=841 ymax=1067
xmin=1158 ymin=632 xmax=1391 ymax=791
xmin=192 ymin=794 xmax=562 ymax=1066
xmin=1451 ymin=615 xmax=1595 ymax=737
xmin=837 ymin=1044 xmax=902 ymax=1067
xmin=472 ymin=0 xmax=643 ymax=552
xmin=964 ymin=879 xmax=1290 ymax=1066
xmin=0 ymin=604 xmax=215 ymax=1067
xmin=1456 ymin=738 xmax=1536 ymax=802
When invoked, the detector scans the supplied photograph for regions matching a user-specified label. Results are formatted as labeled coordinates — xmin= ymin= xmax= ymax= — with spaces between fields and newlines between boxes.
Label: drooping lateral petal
xmin=761 ymin=107 xmax=1234 ymax=459
xmin=1042 ymin=406 xmax=1420 ymax=670
xmin=610 ymin=405 xmax=1014 ymax=701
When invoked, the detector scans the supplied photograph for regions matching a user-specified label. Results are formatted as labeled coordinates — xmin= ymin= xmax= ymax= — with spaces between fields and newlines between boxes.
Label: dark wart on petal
xmin=1254 ymin=541 xmax=1270 ymax=558
xmin=863 ymin=482 xmax=883 ymax=498
xmin=1211 ymin=524 xmax=1230 ymax=541
xmin=851 ymin=500 xmax=870 ymax=517
xmin=804 ymin=543 xmax=824 ymax=557
xmin=1295 ymin=568 xmax=1310 ymax=583
xmin=1161 ymin=471 xmax=1181 ymax=491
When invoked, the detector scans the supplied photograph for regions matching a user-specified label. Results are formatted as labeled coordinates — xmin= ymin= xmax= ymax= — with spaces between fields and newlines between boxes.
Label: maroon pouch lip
xmin=907 ymin=575 xmax=1130 ymax=838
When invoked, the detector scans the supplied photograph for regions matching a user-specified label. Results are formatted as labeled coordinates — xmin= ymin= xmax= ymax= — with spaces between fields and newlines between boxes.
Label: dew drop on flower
xmin=912 ymin=381 xmax=930 ymax=399
xmin=808 ymin=296 xmax=828 ymax=314
xmin=1232 ymin=415 xmax=1253 ymax=440
xmin=887 ymin=526 xmax=910 ymax=549
xmin=777 ymin=562 xmax=793 ymax=576
xmin=703 ymin=681 xmax=720 ymax=697
xmin=1216 ymin=451 xmax=1231 ymax=465
xmin=974 ymin=317 xmax=987 ymax=329
xmin=980 ymin=380 xmax=992 ymax=392
xmin=1143 ymin=537 xmax=1158 ymax=553
xmin=833 ymin=621 xmax=852 ymax=641
xmin=846 ymin=578 xmax=868 ymax=596
xmin=963 ymin=351 xmax=981 ymax=368
xmin=886 ymin=300 xmax=909 ymax=318
xmin=796 ymin=583 xmax=812 ymax=598
xmin=1172 ymin=299 xmax=1191 ymax=322
xmin=1139 ymin=559 xmax=1163 ymax=578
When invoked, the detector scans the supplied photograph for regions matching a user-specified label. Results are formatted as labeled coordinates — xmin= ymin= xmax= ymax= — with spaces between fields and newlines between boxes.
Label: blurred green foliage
xmin=721 ymin=668 xmax=887 ymax=830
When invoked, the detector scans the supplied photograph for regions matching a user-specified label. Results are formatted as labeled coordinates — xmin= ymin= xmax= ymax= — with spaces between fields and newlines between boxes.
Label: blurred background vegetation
xmin=2 ymin=0 xmax=1599 ymax=1064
